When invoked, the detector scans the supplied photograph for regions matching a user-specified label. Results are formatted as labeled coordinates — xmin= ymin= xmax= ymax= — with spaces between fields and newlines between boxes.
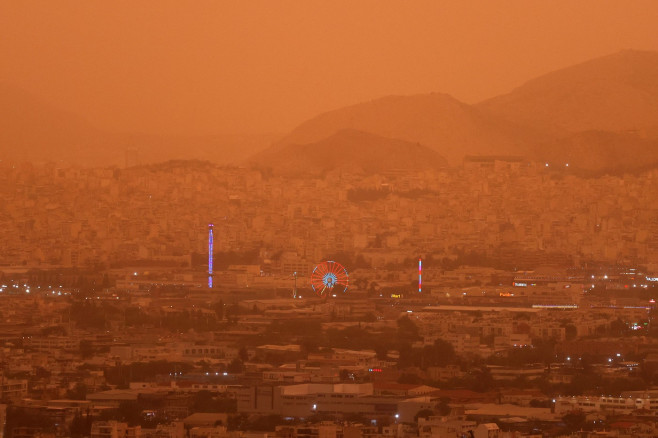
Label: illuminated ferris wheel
xmin=310 ymin=261 xmax=349 ymax=297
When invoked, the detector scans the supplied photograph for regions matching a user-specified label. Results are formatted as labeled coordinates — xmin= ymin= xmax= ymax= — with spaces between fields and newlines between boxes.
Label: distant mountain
xmin=0 ymin=83 xmax=274 ymax=166
xmin=259 ymin=50 xmax=658 ymax=173
xmin=250 ymin=129 xmax=448 ymax=176
xmin=478 ymin=50 xmax=658 ymax=135
xmin=116 ymin=131 xmax=277 ymax=167
xmin=269 ymin=93 xmax=548 ymax=165
xmin=535 ymin=130 xmax=658 ymax=173
xmin=7 ymin=49 xmax=658 ymax=172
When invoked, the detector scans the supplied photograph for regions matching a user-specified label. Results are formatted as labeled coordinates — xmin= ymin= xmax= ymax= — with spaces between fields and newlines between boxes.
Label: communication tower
xmin=208 ymin=224 xmax=214 ymax=288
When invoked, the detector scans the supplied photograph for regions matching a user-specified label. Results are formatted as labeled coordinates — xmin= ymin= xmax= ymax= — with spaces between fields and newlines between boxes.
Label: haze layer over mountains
xmin=3 ymin=50 xmax=658 ymax=173
xmin=0 ymin=85 xmax=274 ymax=167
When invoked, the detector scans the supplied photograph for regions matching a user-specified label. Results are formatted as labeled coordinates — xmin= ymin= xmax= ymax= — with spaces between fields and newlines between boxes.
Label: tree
xmin=246 ymin=414 xmax=290 ymax=431
xmin=414 ymin=409 xmax=434 ymax=422
xmin=65 ymin=382 xmax=88 ymax=400
xmin=40 ymin=325 xmax=66 ymax=336
xmin=193 ymin=390 xmax=221 ymax=413
xmin=214 ymin=299 xmax=225 ymax=320
xmin=300 ymin=338 xmax=319 ymax=355
xmin=562 ymin=411 xmax=586 ymax=433
xmin=432 ymin=339 xmax=456 ymax=366
xmin=344 ymin=413 xmax=370 ymax=424
xmin=97 ymin=401 xmax=142 ymax=426
xmin=225 ymin=304 xmax=241 ymax=324
xmin=238 ymin=346 xmax=249 ymax=362
xmin=464 ymin=368 xmax=494 ymax=392
xmin=5 ymin=407 xmax=55 ymax=437
xmin=398 ymin=373 xmax=423 ymax=384
xmin=398 ymin=342 xmax=415 ymax=369
xmin=530 ymin=399 xmax=549 ymax=408
xmin=216 ymin=396 xmax=238 ymax=413
xmin=227 ymin=358 xmax=244 ymax=374
xmin=397 ymin=316 xmax=420 ymax=341
xmin=80 ymin=340 xmax=95 ymax=358
xmin=35 ymin=366 xmax=51 ymax=379
xmin=103 ymin=361 xmax=194 ymax=386
xmin=70 ymin=410 xmax=93 ymax=438
xmin=565 ymin=324 xmax=577 ymax=341
xmin=437 ymin=397 xmax=451 ymax=416
xmin=610 ymin=318 xmax=628 ymax=336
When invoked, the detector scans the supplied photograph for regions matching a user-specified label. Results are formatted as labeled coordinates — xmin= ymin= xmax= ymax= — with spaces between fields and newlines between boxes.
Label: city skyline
xmin=2 ymin=2 xmax=658 ymax=437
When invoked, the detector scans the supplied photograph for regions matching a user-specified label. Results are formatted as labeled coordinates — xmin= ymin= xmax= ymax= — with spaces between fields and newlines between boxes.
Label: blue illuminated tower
xmin=418 ymin=258 xmax=422 ymax=293
xmin=208 ymin=224 xmax=214 ymax=288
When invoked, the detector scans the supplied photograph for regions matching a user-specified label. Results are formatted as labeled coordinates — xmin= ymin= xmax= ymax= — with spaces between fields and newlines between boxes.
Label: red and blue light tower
xmin=418 ymin=258 xmax=422 ymax=293
xmin=208 ymin=224 xmax=214 ymax=288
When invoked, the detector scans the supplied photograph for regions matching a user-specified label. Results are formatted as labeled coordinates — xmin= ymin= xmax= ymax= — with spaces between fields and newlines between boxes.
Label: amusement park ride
xmin=208 ymin=224 xmax=421 ymax=298
xmin=310 ymin=260 xmax=350 ymax=297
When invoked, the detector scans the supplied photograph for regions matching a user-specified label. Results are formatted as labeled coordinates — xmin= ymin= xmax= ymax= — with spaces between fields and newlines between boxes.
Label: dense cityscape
xmin=1 ymin=157 xmax=658 ymax=437
xmin=4 ymin=2 xmax=658 ymax=437
xmin=3 ymin=158 xmax=658 ymax=272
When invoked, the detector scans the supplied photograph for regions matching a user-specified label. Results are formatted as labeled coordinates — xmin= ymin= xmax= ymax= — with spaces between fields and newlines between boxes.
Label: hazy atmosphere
xmin=3 ymin=1 xmax=658 ymax=137
xmin=3 ymin=2 xmax=658 ymax=437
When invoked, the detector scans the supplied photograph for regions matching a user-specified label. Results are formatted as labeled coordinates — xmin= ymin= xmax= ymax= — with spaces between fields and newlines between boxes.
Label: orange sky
xmin=2 ymin=1 xmax=658 ymax=136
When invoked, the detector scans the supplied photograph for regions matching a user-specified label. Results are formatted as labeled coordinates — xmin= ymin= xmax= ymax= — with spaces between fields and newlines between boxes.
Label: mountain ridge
xmin=250 ymin=128 xmax=448 ymax=176
xmin=269 ymin=92 xmax=547 ymax=166
xmin=254 ymin=49 xmax=658 ymax=173
xmin=5 ymin=49 xmax=658 ymax=172
xmin=477 ymin=50 xmax=658 ymax=135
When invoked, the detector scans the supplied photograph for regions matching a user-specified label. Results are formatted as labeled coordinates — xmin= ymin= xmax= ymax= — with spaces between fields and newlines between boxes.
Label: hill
xmin=262 ymin=50 xmax=658 ymax=172
xmin=478 ymin=50 xmax=658 ymax=135
xmin=269 ymin=93 xmax=547 ymax=166
xmin=7 ymin=49 xmax=658 ymax=172
xmin=250 ymin=129 xmax=448 ymax=176
xmin=534 ymin=130 xmax=658 ymax=173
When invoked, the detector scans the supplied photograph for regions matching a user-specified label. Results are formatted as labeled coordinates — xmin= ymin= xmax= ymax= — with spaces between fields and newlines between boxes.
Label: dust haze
xmin=2 ymin=2 xmax=658 ymax=437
